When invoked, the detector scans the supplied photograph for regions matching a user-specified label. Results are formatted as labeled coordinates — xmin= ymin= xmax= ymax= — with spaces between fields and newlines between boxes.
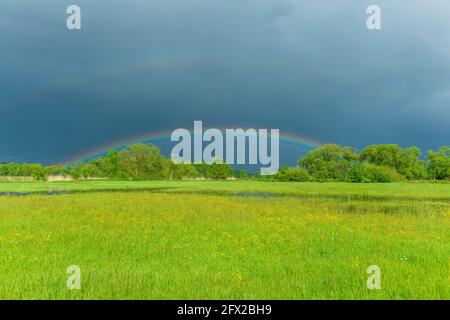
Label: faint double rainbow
xmin=64 ymin=129 xmax=324 ymax=164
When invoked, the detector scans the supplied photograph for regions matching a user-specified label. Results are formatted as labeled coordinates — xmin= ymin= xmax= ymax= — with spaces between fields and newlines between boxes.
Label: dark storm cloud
xmin=1 ymin=0 xmax=450 ymax=164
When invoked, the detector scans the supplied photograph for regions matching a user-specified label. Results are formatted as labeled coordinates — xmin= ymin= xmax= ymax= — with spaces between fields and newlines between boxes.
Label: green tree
xmin=298 ymin=144 xmax=358 ymax=181
xmin=118 ymin=144 xmax=168 ymax=180
xmin=360 ymin=144 xmax=401 ymax=168
xmin=425 ymin=147 xmax=450 ymax=180
xmin=78 ymin=163 xmax=101 ymax=179
xmin=205 ymin=160 xmax=233 ymax=180
xmin=30 ymin=164 xmax=48 ymax=181
xmin=103 ymin=150 xmax=119 ymax=178
xmin=360 ymin=144 xmax=427 ymax=179
xmin=396 ymin=147 xmax=427 ymax=180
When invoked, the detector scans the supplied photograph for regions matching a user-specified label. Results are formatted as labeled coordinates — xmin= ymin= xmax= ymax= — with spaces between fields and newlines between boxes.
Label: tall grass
xmin=0 ymin=181 xmax=448 ymax=299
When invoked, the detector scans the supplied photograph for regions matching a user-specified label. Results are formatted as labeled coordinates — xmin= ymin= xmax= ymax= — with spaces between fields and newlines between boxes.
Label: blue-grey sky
xmin=1 ymin=0 xmax=450 ymax=164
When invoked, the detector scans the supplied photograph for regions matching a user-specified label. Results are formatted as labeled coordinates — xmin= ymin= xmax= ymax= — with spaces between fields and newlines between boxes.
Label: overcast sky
xmin=1 ymin=0 xmax=450 ymax=164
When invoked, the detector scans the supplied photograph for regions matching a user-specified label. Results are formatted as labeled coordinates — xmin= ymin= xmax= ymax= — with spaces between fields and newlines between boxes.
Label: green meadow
xmin=0 ymin=180 xmax=449 ymax=299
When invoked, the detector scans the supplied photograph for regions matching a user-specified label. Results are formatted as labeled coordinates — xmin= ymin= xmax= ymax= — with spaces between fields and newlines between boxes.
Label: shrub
xmin=30 ymin=164 xmax=48 ymax=181
xmin=205 ymin=161 xmax=233 ymax=180
xmin=361 ymin=163 xmax=405 ymax=183
xmin=172 ymin=164 xmax=200 ymax=179
xmin=346 ymin=162 xmax=364 ymax=182
xmin=273 ymin=166 xmax=312 ymax=182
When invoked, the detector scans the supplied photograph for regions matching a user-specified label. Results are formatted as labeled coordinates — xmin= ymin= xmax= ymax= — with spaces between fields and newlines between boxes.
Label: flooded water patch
xmin=0 ymin=187 xmax=178 ymax=197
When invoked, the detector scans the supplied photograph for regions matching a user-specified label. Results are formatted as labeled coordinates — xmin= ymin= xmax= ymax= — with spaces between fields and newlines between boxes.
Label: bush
xmin=346 ymin=162 xmax=364 ymax=182
xmin=361 ymin=163 xmax=405 ymax=183
xmin=30 ymin=164 xmax=48 ymax=181
xmin=273 ymin=166 xmax=312 ymax=182
xmin=233 ymin=169 xmax=249 ymax=179
xmin=172 ymin=164 xmax=199 ymax=179
xmin=346 ymin=163 xmax=405 ymax=183
xmin=205 ymin=162 xmax=233 ymax=180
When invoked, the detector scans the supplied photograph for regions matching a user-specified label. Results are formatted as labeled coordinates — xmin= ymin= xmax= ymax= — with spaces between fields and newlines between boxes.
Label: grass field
xmin=0 ymin=180 xmax=449 ymax=299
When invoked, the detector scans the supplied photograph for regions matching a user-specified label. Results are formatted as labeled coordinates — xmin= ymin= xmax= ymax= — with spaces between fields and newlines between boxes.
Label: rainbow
xmin=64 ymin=129 xmax=324 ymax=164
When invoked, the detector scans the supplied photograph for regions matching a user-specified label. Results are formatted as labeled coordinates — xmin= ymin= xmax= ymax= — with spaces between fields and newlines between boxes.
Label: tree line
xmin=0 ymin=144 xmax=234 ymax=181
xmin=273 ymin=144 xmax=450 ymax=182
xmin=1 ymin=143 xmax=450 ymax=182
